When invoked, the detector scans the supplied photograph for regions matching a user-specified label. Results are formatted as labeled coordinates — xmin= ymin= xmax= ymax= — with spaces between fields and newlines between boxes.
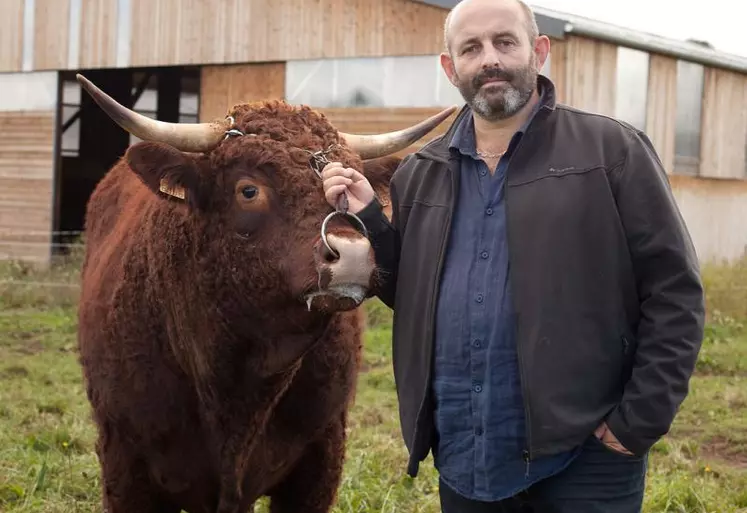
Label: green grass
xmin=0 ymin=254 xmax=746 ymax=512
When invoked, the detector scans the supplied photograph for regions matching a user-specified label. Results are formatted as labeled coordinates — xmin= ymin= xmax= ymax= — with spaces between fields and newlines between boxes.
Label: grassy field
xmin=1 ymin=252 xmax=746 ymax=512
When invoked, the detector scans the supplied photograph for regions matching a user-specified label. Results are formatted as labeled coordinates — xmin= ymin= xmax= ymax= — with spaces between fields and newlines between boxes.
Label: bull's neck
xmin=217 ymin=303 xmax=336 ymax=377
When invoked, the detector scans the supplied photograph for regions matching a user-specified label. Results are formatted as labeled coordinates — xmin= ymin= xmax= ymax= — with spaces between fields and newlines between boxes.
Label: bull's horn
xmin=76 ymin=74 xmax=230 ymax=153
xmin=338 ymin=105 xmax=458 ymax=160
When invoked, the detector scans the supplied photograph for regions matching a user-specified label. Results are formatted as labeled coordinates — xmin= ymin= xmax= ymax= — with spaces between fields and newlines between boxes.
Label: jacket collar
xmin=415 ymin=74 xmax=558 ymax=165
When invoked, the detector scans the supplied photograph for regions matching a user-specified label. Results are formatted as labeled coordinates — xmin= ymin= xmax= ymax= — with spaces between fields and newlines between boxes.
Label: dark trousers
xmin=439 ymin=435 xmax=649 ymax=513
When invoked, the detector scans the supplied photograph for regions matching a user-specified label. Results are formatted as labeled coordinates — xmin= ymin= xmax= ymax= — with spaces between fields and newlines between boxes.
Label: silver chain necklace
xmin=476 ymin=148 xmax=506 ymax=159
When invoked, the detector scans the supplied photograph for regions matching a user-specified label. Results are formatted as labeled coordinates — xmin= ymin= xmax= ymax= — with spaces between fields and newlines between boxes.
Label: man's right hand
xmin=321 ymin=162 xmax=375 ymax=215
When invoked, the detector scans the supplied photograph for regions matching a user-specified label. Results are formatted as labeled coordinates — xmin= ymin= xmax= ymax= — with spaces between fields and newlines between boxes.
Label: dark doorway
xmin=53 ymin=66 xmax=201 ymax=253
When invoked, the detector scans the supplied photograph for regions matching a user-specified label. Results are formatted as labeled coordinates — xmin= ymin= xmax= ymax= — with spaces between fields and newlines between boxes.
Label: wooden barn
xmin=1 ymin=0 xmax=745 ymax=266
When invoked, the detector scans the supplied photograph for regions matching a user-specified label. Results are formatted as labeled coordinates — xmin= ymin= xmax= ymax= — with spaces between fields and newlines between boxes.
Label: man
xmin=321 ymin=0 xmax=705 ymax=510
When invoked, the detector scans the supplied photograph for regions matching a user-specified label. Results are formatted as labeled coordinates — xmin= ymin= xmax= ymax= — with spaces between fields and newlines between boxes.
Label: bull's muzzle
xmin=307 ymin=229 xmax=375 ymax=312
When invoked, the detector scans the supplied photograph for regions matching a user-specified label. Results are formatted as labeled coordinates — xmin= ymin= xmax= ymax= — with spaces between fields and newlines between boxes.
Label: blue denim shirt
xmin=432 ymin=90 xmax=581 ymax=501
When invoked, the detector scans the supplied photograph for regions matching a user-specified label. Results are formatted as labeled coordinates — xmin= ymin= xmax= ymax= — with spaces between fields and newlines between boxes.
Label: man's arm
xmin=604 ymin=129 xmax=706 ymax=456
xmin=356 ymin=182 xmax=402 ymax=309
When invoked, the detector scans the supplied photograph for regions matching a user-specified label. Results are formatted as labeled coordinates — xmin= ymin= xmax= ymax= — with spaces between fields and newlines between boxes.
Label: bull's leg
xmin=95 ymin=432 xmax=180 ymax=513
xmin=268 ymin=413 xmax=347 ymax=513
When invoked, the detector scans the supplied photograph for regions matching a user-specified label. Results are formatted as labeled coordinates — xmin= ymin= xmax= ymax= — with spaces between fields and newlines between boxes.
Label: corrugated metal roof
xmin=409 ymin=0 xmax=747 ymax=74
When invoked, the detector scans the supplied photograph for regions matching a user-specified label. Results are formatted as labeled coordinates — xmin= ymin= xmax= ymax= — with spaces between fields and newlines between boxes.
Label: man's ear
xmin=125 ymin=142 xmax=205 ymax=211
xmin=533 ymin=35 xmax=551 ymax=72
xmin=440 ymin=52 xmax=458 ymax=88
xmin=362 ymin=155 xmax=400 ymax=220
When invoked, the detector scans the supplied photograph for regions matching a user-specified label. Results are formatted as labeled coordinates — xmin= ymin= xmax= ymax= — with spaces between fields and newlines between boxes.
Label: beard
xmin=454 ymin=59 xmax=538 ymax=121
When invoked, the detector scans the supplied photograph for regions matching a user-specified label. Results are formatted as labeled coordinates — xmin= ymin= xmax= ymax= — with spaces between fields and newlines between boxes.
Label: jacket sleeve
xmin=356 ymin=179 xmax=402 ymax=309
xmin=605 ymin=129 xmax=706 ymax=456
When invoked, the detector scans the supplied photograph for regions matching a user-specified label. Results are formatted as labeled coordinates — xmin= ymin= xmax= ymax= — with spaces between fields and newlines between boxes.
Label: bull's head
xmin=76 ymin=74 xmax=455 ymax=315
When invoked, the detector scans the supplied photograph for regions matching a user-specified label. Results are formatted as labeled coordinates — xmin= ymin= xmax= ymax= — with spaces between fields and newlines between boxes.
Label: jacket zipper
xmin=502 ymin=129 xmax=534 ymax=477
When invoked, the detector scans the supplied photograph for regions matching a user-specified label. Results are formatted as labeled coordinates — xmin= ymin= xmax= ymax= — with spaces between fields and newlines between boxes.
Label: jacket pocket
xmin=588 ymin=433 xmax=643 ymax=460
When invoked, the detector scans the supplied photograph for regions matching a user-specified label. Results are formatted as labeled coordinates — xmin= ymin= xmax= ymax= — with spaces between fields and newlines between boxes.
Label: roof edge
xmin=408 ymin=0 xmax=747 ymax=74
xmin=534 ymin=6 xmax=747 ymax=74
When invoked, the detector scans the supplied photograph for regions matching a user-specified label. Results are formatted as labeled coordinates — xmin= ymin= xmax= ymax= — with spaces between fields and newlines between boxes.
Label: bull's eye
xmin=234 ymin=179 xmax=268 ymax=214
xmin=242 ymin=186 xmax=258 ymax=200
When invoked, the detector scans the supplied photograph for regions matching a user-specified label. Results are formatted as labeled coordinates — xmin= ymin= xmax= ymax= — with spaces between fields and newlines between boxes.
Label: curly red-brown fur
xmin=77 ymin=99 xmax=400 ymax=513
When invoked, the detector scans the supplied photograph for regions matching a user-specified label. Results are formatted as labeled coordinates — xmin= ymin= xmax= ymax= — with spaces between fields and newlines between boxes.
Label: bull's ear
xmin=125 ymin=142 xmax=204 ymax=210
xmin=362 ymin=156 xmax=400 ymax=220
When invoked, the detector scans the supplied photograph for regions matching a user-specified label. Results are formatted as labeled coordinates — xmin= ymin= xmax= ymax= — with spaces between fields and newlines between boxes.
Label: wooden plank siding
xmin=670 ymin=175 xmax=747 ymax=263
xmin=645 ymin=54 xmax=678 ymax=174
xmin=33 ymin=0 xmax=71 ymax=70
xmin=0 ymin=0 xmax=447 ymax=72
xmin=78 ymin=0 xmax=119 ymax=69
xmin=199 ymin=63 xmax=287 ymax=122
xmin=128 ymin=0 xmax=448 ymax=68
xmin=550 ymin=35 xmax=618 ymax=116
xmin=0 ymin=0 xmax=24 ymax=72
xmin=0 ymin=111 xmax=57 ymax=264
xmin=699 ymin=67 xmax=747 ymax=180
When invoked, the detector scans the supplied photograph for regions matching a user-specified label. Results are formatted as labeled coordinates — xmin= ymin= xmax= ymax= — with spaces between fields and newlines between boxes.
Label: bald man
xmin=322 ymin=0 xmax=705 ymax=511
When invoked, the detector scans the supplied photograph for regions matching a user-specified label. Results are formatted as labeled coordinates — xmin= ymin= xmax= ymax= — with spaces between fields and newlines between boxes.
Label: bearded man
xmin=321 ymin=0 xmax=705 ymax=511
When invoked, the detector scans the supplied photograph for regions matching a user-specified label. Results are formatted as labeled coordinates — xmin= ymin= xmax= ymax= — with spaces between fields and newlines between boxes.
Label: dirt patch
xmin=37 ymin=403 xmax=65 ymax=416
xmin=694 ymin=367 xmax=747 ymax=378
xmin=13 ymin=339 xmax=44 ymax=355
xmin=700 ymin=436 xmax=747 ymax=469
xmin=0 ymin=365 xmax=29 ymax=379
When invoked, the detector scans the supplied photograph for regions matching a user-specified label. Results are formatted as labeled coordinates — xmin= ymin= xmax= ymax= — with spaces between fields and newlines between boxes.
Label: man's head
xmin=441 ymin=0 xmax=550 ymax=122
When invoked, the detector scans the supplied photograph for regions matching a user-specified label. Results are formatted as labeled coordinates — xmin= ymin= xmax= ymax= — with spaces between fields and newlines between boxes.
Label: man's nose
xmin=480 ymin=45 xmax=502 ymax=68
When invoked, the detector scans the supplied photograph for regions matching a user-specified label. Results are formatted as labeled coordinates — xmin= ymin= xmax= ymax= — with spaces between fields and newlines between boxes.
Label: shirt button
xmin=480 ymin=169 xmax=487 ymax=176
xmin=473 ymin=383 xmax=483 ymax=393
xmin=485 ymin=208 xmax=493 ymax=215
xmin=475 ymin=294 xmax=483 ymax=303
xmin=474 ymin=339 xmax=482 ymax=348
xmin=480 ymin=251 xmax=489 ymax=259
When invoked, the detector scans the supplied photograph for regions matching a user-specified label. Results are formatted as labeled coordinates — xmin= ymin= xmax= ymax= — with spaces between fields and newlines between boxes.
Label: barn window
xmin=673 ymin=60 xmax=704 ymax=175
xmin=614 ymin=46 xmax=649 ymax=130
xmin=61 ymin=79 xmax=81 ymax=157
xmin=285 ymin=56 xmax=464 ymax=108
xmin=335 ymin=58 xmax=387 ymax=107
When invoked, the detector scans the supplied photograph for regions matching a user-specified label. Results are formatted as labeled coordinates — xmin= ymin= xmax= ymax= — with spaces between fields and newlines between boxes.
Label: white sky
xmin=529 ymin=0 xmax=747 ymax=58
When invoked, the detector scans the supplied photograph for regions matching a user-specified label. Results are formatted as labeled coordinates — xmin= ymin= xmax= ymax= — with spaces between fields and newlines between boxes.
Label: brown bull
xmin=74 ymin=74 xmax=455 ymax=513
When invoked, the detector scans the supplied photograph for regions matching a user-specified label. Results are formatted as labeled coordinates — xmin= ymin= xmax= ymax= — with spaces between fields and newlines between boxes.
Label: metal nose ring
xmin=320 ymin=211 xmax=369 ymax=259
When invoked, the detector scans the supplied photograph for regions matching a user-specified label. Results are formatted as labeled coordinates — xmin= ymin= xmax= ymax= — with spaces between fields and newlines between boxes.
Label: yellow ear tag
xmin=159 ymin=178 xmax=186 ymax=200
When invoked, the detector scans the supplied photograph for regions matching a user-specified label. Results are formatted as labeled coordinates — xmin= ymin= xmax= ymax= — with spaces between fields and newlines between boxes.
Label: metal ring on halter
xmin=224 ymin=129 xmax=244 ymax=140
xmin=320 ymin=210 xmax=369 ymax=258
xmin=223 ymin=116 xmax=246 ymax=140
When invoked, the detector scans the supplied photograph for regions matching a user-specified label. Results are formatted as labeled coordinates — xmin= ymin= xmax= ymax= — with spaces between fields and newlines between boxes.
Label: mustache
xmin=473 ymin=67 xmax=514 ymax=87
